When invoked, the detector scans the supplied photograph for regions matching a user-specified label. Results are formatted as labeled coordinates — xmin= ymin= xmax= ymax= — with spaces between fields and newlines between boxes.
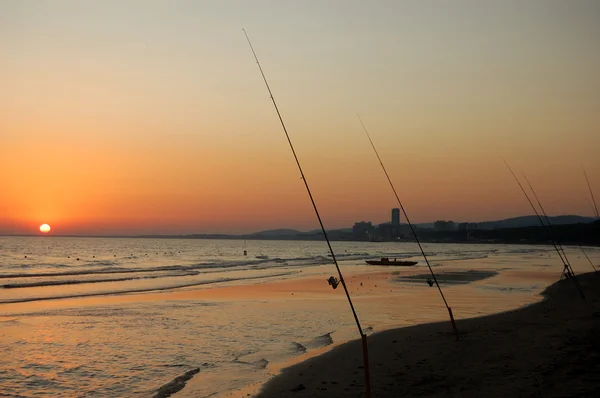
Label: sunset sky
xmin=1 ymin=1 xmax=599 ymax=235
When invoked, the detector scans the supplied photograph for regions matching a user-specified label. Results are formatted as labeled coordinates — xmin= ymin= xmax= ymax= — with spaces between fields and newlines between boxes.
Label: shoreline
xmin=253 ymin=272 xmax=600 ymax=397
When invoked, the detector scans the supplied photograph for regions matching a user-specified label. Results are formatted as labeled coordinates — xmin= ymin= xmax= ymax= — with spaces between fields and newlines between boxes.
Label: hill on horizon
xmin=248 ymin=229 xmax=304 ymax=237
xmin=474 ymin=215 xmax=596 ymax=230
xmin=251 ymin=215 xmax=597 ymax=236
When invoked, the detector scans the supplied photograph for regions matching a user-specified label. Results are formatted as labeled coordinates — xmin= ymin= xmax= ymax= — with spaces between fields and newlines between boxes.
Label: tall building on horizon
xmin=391 ymin=208 xmax=400 ymax=226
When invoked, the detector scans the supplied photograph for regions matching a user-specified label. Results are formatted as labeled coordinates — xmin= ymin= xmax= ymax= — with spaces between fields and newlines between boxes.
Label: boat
xmin=365 ymin=257 xmax=418 ymax=266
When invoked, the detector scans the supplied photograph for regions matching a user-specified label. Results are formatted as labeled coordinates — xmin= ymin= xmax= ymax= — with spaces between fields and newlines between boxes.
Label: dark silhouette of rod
xmin=524 ymin=174 xmax=597 ymax=274
xmin=579 ymin=168 xmax=598 ymax=272
xmin=522 ymin=174 xmax=572 ymax=268
xmin=244 ymin=30 xmax=371 ymax=397
xmin=522 ymin=174 xmax=594 ymax=285
xmin=358 ymin=115 xmax=459 ymax=341
xmin=584 ymin=197 xmax=597 ymax=217
xmin=583 ymin=166 xmax=599 ymax=219
xmin=501 ymin=158 xmax=585 ymax=299
xmin=580 ymin=246 xmax=598 ymax=273
xmin=501 ymin=158 xmax=566 ymax=265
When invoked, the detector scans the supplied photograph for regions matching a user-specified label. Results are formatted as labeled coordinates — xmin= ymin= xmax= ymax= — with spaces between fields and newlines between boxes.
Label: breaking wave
xmin=0 ymin=272 xmax=295 ymax=304
xmin=153 ymin=367 xmax=200 ymax=398
xmin=291 ymin=342 xmax=307 ymax=353
xmin=304 ymin=332 xmax=334 ymax=349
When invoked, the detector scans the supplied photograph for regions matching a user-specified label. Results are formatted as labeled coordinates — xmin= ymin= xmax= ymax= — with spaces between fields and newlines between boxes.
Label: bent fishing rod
xmin=523 ymin=174 xmax=597 ymax=275
xmin=358 ymin=115 xmax=459 ymax=341
xmin=584 ymin=197 xmax=597 ymax=218
xmin=522 ymin=174 xmax=591 ymax=295
xmin=583 ymin=166 xmax=599 ymax=219
xmin=579 ymin=167 xmax=598 ymax=272
xmin=522 ymin=175 xmax=571 ymax=267
xmin=501 ymin=158 xmax=566 ymax=265
xmin=502 ymin=158 xmax=585 ymax=300
xmin=243 ymin=30 xmax=372 ymax=397
xmin=580 ymin=246 xmax=598 ymax=273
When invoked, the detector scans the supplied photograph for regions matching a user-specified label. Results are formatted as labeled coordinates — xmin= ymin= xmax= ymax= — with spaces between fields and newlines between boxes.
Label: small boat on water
xmin=365 ymin=257 xmax=418 ymax=266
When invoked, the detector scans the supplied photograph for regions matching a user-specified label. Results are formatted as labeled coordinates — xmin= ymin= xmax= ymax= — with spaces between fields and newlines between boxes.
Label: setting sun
xmin=39 ymin=224 xmax=51 ymax=233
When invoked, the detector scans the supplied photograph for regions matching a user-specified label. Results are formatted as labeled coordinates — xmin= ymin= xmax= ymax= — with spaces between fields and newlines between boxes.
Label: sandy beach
xmin=255 ymin=272 xmax=600 ymax=397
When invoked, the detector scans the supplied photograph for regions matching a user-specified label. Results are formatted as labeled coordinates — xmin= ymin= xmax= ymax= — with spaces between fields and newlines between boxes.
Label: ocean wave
xmin=304 ymin=332 xmax=334 ymax=349
xmin=11 ymin=307 xmax=163 ymax=318
xmin=233 ymin=349 xmax=270 ymax=368
xmin=0 ymin=271 xmax=198 ymax=289
xmin=158 ymin=362 xmax=214 ymax=369
xmin=444 ymin=248 xmax=498 ymax=255
xmin=0 ymin=254 xmax=331 ymax=280
xmin=0 ymin=268 xmax=152 ymax=280
xmin=435 ymin=254 xmax=489 ymax=262
xmin=394 ymin=270 xmax=499 ymax=285
xmin=83 ymin=260 xmax=119 ymax=267
xmin=505 ymin=248 xmax=545 ymax=254
xmin=327 ymin=252 xmax=370 ymax=258
xmin=2 ymin=250 xmax=415 ymax=282
xmin=291 ymin=342 xmax=307 ymax=354
xmin=478 ymin=283 xmax=541 ymax=293
xmin=233 ymin=357 xmax=269 ymax=369
xmin=153 ymin=367 xmax=200 ymax=398
xmin=0 ymin=262 xmax=245 ymax=280
xmin=0 ymin=272 xmax=295 ymax=304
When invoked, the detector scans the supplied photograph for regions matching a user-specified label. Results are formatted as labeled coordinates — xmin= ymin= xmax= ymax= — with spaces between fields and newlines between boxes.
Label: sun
xmin=39 ymin=224 xmax=51 ymax=233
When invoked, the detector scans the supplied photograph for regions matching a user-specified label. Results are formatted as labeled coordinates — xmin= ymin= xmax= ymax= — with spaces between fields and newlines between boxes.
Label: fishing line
xmin=358 ymin=114 xmax=459 ymax=341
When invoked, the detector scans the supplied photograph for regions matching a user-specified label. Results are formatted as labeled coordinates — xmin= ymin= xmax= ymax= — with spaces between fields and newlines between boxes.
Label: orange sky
xmin=1 ymin=1 xmax=599 ymax=235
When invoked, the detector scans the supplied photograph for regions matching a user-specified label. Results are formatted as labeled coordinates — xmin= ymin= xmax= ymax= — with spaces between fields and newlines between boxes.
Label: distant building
xmin=434 ymin=220 xmax=456 ymax=231
xmin=352 ymin=221 xmax=374 ymax=240
xmin=376 ymin=223 xmax=394 ymax=241
xmin=391 ymin=208 xmax=400 ymax=226
xmin=458 ymin=222 xmax=478 ymax=231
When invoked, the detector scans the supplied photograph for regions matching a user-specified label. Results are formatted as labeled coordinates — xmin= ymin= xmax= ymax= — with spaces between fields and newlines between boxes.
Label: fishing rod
xmin=584 ymin=197 xmax=596 ymax=217
xmin=522 ymin=175 xmax=572 ymax=269
xmin=501 ymin=158 xmax=566 ymax=265
xmin=243 ymin=30 xmax=371 ymax=398
xmin=358 ymin=115 xmax=459 ymax=341
xmin=523 ymin=174 xmax=598 ymax=275
xmin=501 ymin=158 xmax=585 ymax=299
xmin=580 ymin=246 xmax=598 ymax=273
xmin=522 ymin=174 xmax=595 ymax=286
xmin=501 ymin=157 xmax=566 ymax=267
xmin=583 ymin=166 xmax=599 ymax=219
xmin=580 ymin=168 xmax=599 ymax=272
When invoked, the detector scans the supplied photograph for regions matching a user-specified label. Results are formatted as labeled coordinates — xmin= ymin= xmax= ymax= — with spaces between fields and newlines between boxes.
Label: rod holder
xmin=447 ymin=307 xmax=459 ymax=341
xmin=361 ymin=333 xmax=372 ymax=398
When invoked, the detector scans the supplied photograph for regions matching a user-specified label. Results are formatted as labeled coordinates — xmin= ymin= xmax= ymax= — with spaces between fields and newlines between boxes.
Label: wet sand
xmin=255 ymin=272 xmax=600 ymax=397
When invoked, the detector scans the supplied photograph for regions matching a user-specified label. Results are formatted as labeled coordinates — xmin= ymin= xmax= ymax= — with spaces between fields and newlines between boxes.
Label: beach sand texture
xmin=256 ymin=272 xmax=600 ymax=397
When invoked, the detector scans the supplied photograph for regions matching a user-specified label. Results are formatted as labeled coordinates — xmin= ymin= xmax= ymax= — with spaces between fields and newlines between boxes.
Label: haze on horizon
xmin=1 ymin=0 xmax=599 ymax=236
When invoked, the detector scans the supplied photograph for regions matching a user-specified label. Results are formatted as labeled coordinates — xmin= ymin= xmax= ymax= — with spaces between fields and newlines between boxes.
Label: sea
xmin=1 ymin=236 xmax=598 ymax=397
